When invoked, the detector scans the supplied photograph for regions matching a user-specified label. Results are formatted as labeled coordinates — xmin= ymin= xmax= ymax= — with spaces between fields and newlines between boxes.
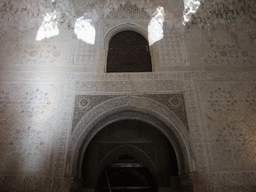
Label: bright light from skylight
xmin=74 ymin=17 xmax=95 ymax=45
xmin=148 ymin=7 xmax=165 ymax=46
xmin=36 ymin=11 xmax=59 ymax=41
xmin=183 ymin=0 xmax=201 ymax=25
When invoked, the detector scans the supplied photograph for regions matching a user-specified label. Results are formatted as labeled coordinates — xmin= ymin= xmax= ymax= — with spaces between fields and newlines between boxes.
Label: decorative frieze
xmin=106 ymin=3 xmax=150 ymax=20
xmin=72 ymin=94 xmax=189 ymax=133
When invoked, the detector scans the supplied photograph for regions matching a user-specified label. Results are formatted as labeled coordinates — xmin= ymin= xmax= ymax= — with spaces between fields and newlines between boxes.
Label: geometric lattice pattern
xmin=106 ymin=3 xmax=150 ymax=20
xmin=75 ymin=40 xmax=99 ymax=66
xmin=72 ymin=93 xmax=189 ymax=132
xmin=0 ymin=83 xmax=60 ymax=174
xmin=159 ymin=30 xmax=184 ymax=66
xmin=4 ymin=41 xmax=71 ymax=66
xmin=198 ymin=81 xmax=256 ymax=171
xmin=0 ymin=0 xmax=256 ymax=191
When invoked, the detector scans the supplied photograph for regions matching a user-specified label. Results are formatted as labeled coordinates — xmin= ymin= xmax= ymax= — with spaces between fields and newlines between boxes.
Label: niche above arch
xmin=107 ymin=30 xmax=152 ymax=73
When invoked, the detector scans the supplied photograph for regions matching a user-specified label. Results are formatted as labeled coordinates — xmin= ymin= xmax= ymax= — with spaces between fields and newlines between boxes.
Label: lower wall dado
xmin=0 ymin=176 xmax=72 ymax=192
xmin=1 ymin=171 xmax=256 ymax=191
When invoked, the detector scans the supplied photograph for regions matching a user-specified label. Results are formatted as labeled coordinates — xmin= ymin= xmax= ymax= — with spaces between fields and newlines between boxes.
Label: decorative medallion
xmin=168 ymin=95 xmax=181 ymax=109
xmin=78 ymin=97 xmax=91 ymax=109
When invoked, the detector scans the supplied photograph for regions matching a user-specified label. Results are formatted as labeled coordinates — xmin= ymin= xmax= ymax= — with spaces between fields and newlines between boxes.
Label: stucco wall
xmin=0 ymin=0 xmax=255 ymax=191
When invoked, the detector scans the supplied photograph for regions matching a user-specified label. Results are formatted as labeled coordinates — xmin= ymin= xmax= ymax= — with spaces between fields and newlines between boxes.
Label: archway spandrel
xmin=71 ymin=95 xmax=189 ymax=146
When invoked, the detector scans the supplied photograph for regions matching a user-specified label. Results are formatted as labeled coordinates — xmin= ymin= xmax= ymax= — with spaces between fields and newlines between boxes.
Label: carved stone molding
xmin=71 ymin=0 xmax=184 ymax=20
xmin=72 ymin=94 xmax=189 ymax=132
xmin=103 ymin=23 xmax=149 ymax=49
xmin=106 ymin=3 xmax=150 ymax=20
xmin=75 ymin=71 xmax=184 ymax=81
xmin=52 ymin=80 xmax=76 ymax=177
xmin=1 ymin=71 xmax=255 ymax=82
xmin=67 ymin=96 xmax=195 ymax=180
xmin=184 ymin=79 xmax=209 ymax=172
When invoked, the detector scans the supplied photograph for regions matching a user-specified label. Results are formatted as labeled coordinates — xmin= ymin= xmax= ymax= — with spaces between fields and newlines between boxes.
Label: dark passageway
xmin=97 ymin=155 xmax=157 ymax=192
xmin=81 ymin=118 xmax=184 ymax=191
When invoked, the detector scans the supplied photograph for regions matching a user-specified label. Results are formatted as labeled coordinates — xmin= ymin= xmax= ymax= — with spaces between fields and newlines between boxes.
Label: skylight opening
xmin=183 ymin=0 xmax=201 ymax=25
xmin=148 ymin=7 xmax=165 ymax=46
xmin=74 ymin=16 xmax=95 ymax=45
xmin=36 ymin=11 xmax=59 ymax=41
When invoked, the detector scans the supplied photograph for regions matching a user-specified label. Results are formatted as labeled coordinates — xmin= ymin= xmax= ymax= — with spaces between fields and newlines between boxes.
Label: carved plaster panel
xmin=106 ymin=3 xmax=150 ymax=20
xmin=0 ymin=0 xmax=75 ymax=40
xmin=71 ymin=0 xmax=184 ymax=20
xmin=68 ymin=95 xmax=193 ymax=179
xmin=74 ymin=38 xmax=100 ymax=67
xmin=197 ymin=80 xmax=256 ymax=172
xmin=72 ymin=93 xmax=189 ymax=133
xmin=185 ymin=28 xmax=256 ymax=67
xmin=186 ymin=0 xmax=256 ymax=31
xmin=75 ymin=79 xmax=184 ymax=92
xmin=192 ymin=171 xmax=256 ymax=192
xmin=0 ymin=35 xmax=74 ymax=67
xmin=0 ymin=82 xmax=62 ymax=175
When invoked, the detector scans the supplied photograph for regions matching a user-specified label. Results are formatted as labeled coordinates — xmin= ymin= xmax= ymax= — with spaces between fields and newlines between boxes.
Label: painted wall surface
xmin=0 ymin=0 xmax=255 ymax=191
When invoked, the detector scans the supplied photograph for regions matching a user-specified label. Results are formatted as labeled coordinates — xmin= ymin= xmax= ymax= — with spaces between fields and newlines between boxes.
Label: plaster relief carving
xmin=72 ymin=94 xmax=189 ymax=133
xmin=0 ymin=0 xmax=256 ymax=191
xmin=106 ymin=3 xmax=150 ymax=20
xmin=198 ymin=81 xmax=256 ymax=171
xmin=0 ymin=82 xmax=60 ymax=175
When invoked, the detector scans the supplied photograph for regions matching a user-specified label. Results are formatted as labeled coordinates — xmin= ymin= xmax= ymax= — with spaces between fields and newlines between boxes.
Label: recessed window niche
xmin=107 ymin=31 xmax=152 ymax=73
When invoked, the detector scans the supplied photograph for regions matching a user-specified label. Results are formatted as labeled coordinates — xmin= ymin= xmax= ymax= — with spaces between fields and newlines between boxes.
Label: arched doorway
xmin=68 ymin=96 xmax=195 ymax=191
xmin=81 ymin=119 xmax=183 ymax=191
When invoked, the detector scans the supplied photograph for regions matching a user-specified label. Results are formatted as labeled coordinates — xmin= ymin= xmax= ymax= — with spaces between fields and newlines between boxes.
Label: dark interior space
xmin=82 ymin=119 xmax=183 ymax=191
xmin=97 ymin=155 xmax=157 ymax=192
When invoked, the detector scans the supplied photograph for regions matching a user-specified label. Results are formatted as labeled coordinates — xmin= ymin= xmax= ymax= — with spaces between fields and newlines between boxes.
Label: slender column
xmin=105 ymin=170 xmax=112 ymax=192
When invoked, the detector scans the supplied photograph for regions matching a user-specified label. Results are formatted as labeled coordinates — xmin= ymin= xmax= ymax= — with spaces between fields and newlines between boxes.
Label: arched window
xmin=107 ymin=31 xmax=152 ymax=72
